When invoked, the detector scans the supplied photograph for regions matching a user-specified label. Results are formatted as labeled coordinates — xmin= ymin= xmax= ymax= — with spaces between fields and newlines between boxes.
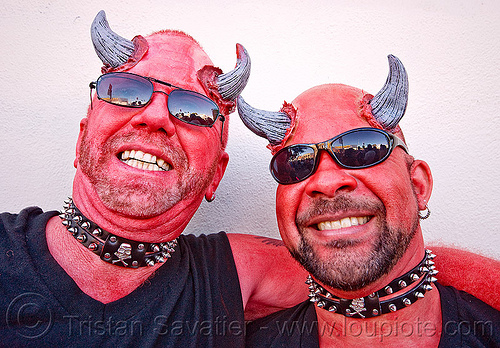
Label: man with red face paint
xmin=238 ymin=56 xmax=500 ymax=347
xmin=1 ymin=13 xmax=497 ymax=348
xmin=0 ymin=11 xmax=309 ymax=346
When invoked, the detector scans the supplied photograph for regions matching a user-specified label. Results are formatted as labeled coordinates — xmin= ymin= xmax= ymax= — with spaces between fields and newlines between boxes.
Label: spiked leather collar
xmin=59 ymin=198 xmax=177 ymax=269
xmin=307 ymin=249 xmax=438 ymax=318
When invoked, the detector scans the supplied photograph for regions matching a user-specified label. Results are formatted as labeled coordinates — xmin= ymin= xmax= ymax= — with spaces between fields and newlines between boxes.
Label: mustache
xmin=295 ymin=195 xmax=385 ymax=227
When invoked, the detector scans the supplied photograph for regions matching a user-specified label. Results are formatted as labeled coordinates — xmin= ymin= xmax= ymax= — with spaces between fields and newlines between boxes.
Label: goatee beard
xmin=290 ymin=196 xmax=419 ymax=292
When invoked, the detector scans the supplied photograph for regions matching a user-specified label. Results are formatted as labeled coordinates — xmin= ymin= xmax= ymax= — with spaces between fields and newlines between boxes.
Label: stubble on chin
xmin=78 ymin=130 xmax=216 ymax=218
xmin=290 ymin=196 xmax=419 ymax=292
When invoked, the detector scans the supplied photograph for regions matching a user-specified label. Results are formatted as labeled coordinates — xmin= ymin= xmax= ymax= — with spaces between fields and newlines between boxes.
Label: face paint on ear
xmin=75 ymin=118 xmax=89 ymax=168
xmin=204 ymin=151 xmax=229 ymax=202
xmin=409 ymin=159 xmax=433 ymax=209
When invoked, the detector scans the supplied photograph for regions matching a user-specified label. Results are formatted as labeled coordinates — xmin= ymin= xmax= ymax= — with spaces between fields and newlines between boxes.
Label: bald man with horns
xmin=238 ymin=56 xmax=500 ymax=347
xmin=0 ymin=11 xmax=311 ymax=346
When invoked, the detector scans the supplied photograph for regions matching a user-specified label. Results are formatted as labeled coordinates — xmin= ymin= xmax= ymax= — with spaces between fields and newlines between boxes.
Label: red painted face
xmin=75 ymin=32 xmax=228 ymax=233
xmin=276 ymin=84 xmax=428 ymax=292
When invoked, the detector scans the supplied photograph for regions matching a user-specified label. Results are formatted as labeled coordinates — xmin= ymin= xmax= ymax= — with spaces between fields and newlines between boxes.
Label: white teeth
xmin=161 ymin=162 xmax=171 ymax=171
xmin=120 ymin=150 xmax=171 ymax=172
xmin=317 ymin=216 xmax=370 ymax=231
xmin=340 ymin=217 xmax=351 ymax=228
xmin=135 ymin=150 xmax=145 ymax=161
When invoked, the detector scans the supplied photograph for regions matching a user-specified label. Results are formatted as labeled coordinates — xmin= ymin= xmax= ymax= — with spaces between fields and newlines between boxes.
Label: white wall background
xmin=1 ymin=0 xmax=499 ymax=259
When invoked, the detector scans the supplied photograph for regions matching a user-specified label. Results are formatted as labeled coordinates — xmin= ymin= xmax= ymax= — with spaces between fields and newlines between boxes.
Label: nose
xmin=130 ymin=91 xmax=176 ymax=136
xmin=304 ymin=150 xmax=358 ymax=198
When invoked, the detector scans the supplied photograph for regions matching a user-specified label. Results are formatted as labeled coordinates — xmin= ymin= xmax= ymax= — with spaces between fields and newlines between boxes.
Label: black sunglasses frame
xmin=270 ymin=127 xmax=409 ymax=185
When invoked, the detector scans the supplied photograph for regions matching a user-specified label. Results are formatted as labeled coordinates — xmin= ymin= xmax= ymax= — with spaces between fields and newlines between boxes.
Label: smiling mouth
xmin=119 ymin=150 xmax=172 ymax=171
xmin=317 ymin=216 xmax=372 ymax=231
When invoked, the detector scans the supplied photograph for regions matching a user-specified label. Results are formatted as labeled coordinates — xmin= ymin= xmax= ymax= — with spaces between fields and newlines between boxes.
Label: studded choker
xmin=307 ymin=249 xmax=438 ymax=318
xmin=59 ymin=198 xmax=177 ymax=269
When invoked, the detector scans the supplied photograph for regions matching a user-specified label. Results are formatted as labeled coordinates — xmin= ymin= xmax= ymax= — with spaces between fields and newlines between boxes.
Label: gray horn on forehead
xmin=369 ymin=55 xmax=409 ymax=130
xmin=216 ymin=44 xmax=251 ymax=101
xmin=237 ymin=96 xmax=291 ymax=145
xmin=91 ymin=10 xmax=135 ymax=68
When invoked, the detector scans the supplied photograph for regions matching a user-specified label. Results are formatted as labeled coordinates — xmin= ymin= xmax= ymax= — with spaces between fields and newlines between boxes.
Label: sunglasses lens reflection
xmin=96 ymin=74 xmax=153 ymax=107
xmin=168 ymin=90 xmax=219 ymax=126
xmin=96 ymin=73 xmax=220 ymax=127
xmin=332 ymin=131 xmax=390 ymax=168
xmin=271 ymin=130 xmax=393 ymax=184
xmin=272 ymin=145 xmax=316 ymax=184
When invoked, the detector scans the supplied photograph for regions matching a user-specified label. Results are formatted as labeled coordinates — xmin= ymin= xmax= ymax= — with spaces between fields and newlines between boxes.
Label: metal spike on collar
xmin=423 ymin=284 xmax=433 ymax=291
xmin=59 ymin=197 xmax=178 ymax=268
xmin=306 ymin=249 xmax=438 ymax=318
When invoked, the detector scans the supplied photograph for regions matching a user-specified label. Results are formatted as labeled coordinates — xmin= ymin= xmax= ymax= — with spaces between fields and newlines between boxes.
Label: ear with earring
xmin=418 ymin=200 xmax=431 ymax=220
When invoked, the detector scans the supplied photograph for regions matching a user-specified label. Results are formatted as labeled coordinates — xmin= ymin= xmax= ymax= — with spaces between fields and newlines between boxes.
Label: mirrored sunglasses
xmin=270 ymin=127 xmax=409 ymax=185
xmin=89 ymin=72 xmax=221 ymax=127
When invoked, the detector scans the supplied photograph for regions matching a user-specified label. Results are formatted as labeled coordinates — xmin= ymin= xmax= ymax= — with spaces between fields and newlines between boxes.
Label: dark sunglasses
xmin=270 ymin=127 xmax=409 ymax=185
xmin=89 ymin=72 xmax=223 ymax=128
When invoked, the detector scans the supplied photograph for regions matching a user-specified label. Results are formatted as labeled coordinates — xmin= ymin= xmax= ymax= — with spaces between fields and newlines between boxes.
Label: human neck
xmin=46 ymin=215 xmax=163 ymax=303
xmin=312 ymin=244 xmax=442 ymax=347
xmin=71 ymin=174 xmax=191 ymax=243
xmin=46 ymin=187 xmax=184 ymax=303
xmin=314 ymin=289 xmax=442 ymax=347
xmin=331 ymin=238 xmax=428 ymax=300
xmin=308 ymin=249 xmax=438 ymax=318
